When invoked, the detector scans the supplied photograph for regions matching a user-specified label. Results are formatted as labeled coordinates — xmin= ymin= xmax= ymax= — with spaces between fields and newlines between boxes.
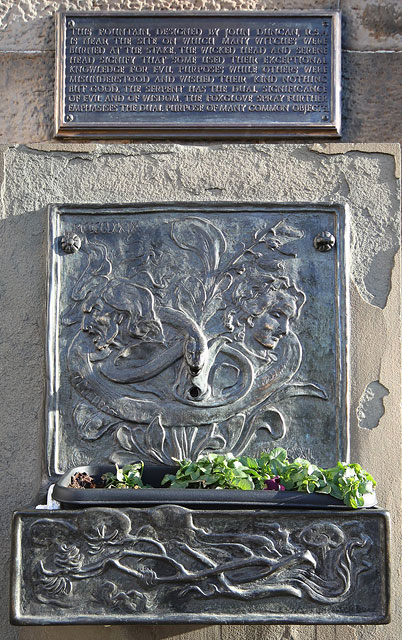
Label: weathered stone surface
xmin=2 ymin=143 xmax=399 ymax=309
xmin=357 ymin=381 xmax=389 ymax=430
xmin=0 ymin=0 xmax=339 ymax=52
xmin=341 ymin=51 xmax=402 ymax=144
xmin=0 ymin=210 xmax=45 ymax=640
xmin=221 ymin=625 xmax=316 ymax=640
xmin=0 ymin=53 xmax=54 ymax=142
xmin=19 ymin=624 xmax=221 ymax=640
xmin=0 ymin=3 xmax=400 ymax=143
xmin=347 ymin=255 xmax=402 ymax=640
xmin=1 ymin=0 xmax=400 ymax=53
xmin=341 ymin=0 xmax=402 ymax=51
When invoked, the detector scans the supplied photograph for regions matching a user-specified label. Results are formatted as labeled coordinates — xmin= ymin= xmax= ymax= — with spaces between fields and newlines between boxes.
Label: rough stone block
xmin=0 ymin=1 xmax=339 ymax=52
xmin=0 ymin=52 xmax=54 ymax=142
xmin=341 ymin=0 xmax=402 ymax=51
xmin=341 ymin=51 xmax=402 ymax=143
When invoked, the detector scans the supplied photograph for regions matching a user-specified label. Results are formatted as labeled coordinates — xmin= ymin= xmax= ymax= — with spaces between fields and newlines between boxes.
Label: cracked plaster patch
xmin=364 ymin=246 xmax=397 ymax=309
xmin=357 ymin=381 xmax=390 ymax=430
xmin=311 ymin=143 xmax=401 ymax=179
xmin=311 ymin=144 xmax=401 ymax=309
xmin=1 ymin=143 xmax=400 ymax=311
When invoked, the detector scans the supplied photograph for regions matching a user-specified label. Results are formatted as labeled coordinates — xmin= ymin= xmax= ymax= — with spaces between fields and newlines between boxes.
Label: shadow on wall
xmin=0 ymin=211 xmax=47 ymax=640
xmin=18 ymin=624 xmax=218 ymax=640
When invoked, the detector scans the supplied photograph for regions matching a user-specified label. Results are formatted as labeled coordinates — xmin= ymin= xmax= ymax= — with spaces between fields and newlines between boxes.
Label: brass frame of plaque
xmin=55 ymin=11 xmax=341 ymax=139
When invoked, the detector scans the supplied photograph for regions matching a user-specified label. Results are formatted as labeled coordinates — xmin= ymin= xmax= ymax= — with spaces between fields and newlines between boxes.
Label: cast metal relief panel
xmin=11 ymin=506 xmax=390 ymax=624
xmin=47 ymin=203 xmax=349 ymax=475
xmin=55 ymin=12 xmax=341 ymax=138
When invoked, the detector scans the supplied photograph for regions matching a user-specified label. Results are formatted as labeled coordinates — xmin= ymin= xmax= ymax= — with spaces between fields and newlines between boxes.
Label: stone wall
xmin=1 ymin=143 xmax=400 ymax=640
xmin=0 ymin=2 xmax=401 ymax=640
xmin=0 ymin=0 xmax=401 ymax=144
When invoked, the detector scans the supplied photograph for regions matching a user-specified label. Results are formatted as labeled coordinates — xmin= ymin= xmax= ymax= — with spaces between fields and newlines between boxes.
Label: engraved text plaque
xmin=55 ymin=12 xmax=341 ymax=139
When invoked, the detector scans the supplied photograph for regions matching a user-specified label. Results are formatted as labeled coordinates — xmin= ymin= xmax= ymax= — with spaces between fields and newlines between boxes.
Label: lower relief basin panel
xmin=11 ymin=505 xmax=390 ymax=625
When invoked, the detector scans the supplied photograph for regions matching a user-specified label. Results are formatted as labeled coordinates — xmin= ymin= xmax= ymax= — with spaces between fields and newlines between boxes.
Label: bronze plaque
xmin=55 ymin=12 xmax=341 ymax=139
xmin=46 ymin=203 xmax=348 ymax=475
xmin=11 ymin=507 xmax=390 ymax=625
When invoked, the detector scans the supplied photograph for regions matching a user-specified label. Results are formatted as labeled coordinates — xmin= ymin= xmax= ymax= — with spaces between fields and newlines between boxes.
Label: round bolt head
xmin=313 ymin=231 xmax=336 ymax=252
xmin=65 ymin=114 xmax=74 ymax=122
xmin=67 ymin=19 xmax=75 ymax=28
xmin=61 ymin=233 xmax=81 ymax=254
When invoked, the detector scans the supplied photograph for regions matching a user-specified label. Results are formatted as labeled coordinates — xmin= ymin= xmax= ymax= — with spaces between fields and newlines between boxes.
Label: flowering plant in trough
xmin=161 ymin=447 xmax=376 ymax=508
xmin=90 ymin=447 xmax=376 ymax=509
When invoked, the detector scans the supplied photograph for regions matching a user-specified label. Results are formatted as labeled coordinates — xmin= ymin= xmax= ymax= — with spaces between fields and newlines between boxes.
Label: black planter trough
xmin=53 ymin=464 xmax=378 ymax=510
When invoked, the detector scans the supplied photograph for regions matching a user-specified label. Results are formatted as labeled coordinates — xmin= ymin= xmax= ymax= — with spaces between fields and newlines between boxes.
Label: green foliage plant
xmin=99 ymin=449 xmax=376 ymax=509
xmin=102 ymin=461 xmax=151 ymax=489
xmin=264 ymin=448 xmax=376 ymax=508
xmin=162 ymin=453 xmax=263 ymax=491
xmin=161 ymin=448 xmax=376 ymax=508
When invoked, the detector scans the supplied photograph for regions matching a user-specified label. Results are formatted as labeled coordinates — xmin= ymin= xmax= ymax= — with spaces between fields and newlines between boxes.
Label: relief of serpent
xmin=62 ymin=215 xmax=328 ymax=461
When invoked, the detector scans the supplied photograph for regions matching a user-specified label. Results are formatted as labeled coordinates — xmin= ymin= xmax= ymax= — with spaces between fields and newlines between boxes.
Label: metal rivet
xmin=322 ymin=115 xmax=329 ymax=121
xmin=61 ymin=233 xmax=81 ymax=254
xmin=67 ymin=19 xmax=75 ymax=28
xmin=65 ymin=114 xmax=74 ymax=122
xmin=314 ymin=231 xmax=336 ymax=252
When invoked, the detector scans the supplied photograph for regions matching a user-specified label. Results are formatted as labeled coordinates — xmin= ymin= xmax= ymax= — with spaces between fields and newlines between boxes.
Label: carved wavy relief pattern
xmin=30 ymin=507 xmax=372 ymax=613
